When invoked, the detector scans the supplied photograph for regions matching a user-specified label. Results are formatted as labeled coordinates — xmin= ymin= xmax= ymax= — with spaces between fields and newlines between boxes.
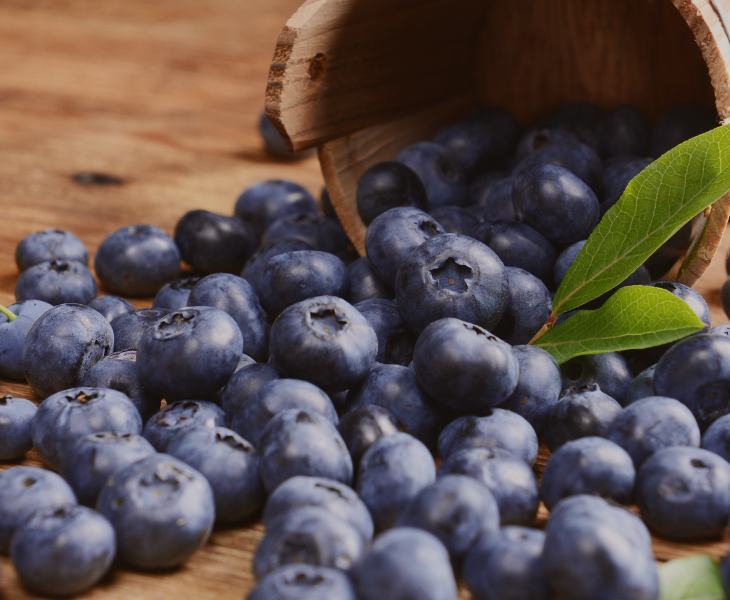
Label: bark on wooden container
xmin=267 ymin=0 xmax=730 ymax=283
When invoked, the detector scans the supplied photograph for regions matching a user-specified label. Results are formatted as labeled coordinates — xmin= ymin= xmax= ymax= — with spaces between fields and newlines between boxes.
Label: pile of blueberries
xmin=2 ymin=100 xmax=730 ymax=600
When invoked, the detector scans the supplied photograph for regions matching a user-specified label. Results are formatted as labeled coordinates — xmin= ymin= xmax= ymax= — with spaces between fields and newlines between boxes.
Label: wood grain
xmin=2 ymin=1 xmax=730 ymax=599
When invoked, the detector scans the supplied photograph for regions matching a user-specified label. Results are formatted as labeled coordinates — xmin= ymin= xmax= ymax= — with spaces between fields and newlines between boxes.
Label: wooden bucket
xmin=266 ymin=0 xmax=730 ymax=285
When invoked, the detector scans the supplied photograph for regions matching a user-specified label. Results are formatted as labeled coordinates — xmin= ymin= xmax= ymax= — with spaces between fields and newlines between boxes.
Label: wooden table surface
xmin=1 ymin=1 xmax=730 ymax=598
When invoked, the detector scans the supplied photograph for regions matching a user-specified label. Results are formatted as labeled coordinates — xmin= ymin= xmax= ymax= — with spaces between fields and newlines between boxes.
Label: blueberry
xmin=606 ymin=396 xmax=700 ymax=468
xmin=0 ymin=395 xmax=37 ymax=459
xmin=231 ymin=378 xmax=338 ymax=446
xmin=263 ymin=476 xmax=374 ymax=542
xmin=356 ymin=161 xmax=428 ymax=224
xmin=268 ymin=296 xmax=378 ymax=393
xmin=174 ymin=209 xmax=256 ymax=275
xmin=545 ymin=384 xmax=622 ymax=451
xmin=95 ymin=224 xmax=181 ymax=296
xmin=636 ymin=446 xmax=730 ymax=540
xmin=437 ymin=410 xmax=538 ymax=466
xmin=82 ymin=350 xmax=161 ymax=423
xmin=438 ymin=448 xmax=539 ymax=526
xmin=395 ymin=234 xmax=509 ymax=335
xmin=429 ymin=206 xmax=480 ymax=235
xmin=596 ymin=105 xmax=650 ymax=158
xmin=512 ymin=163 xmax=600 ymax=245
xmin=560 ymin=352 xmax=633 ymax=406
xmin=262 ymin=212 xmax=350 ymax=255
xmin=111 ymin=308 xmax=170 ymax=353
xmin=337 ymin=405 xmax=403 ymax=470
xmin=397 ymin=474 xmax=500 ymax=564
xmin=542 ymin=495 xmax=658 ymax=600
xmin=220 ymin=362 xmax=280 ymax=418
xmin=234 ymin=180 xmax=318 ymax=241
xmin=167 ymin=426 xmax=264 ymax=523
xmin=412 ymin=318 xmax=517 ymax=412
xmin=10 ymin=505 xmax=115 ymax=596
xmin=152 ymin=276 xmax=202 ymax=309
xmin=463 ymin=526 xmax=549 ymax=600
xmin=395 ymin=141 xmax=468 ymax=209
xmin=344 ymin=362 xmax=441 ymax=447
xmin=349 ymin=527 xmax=458 ymax=600
xmin=0 ymin=466 xmax=77 ymax=554
xmin=492 ymin=267 xmax=552 ymax=345
xmin=142 ymin=400 xmax=228 ymax=452
xmin=364 ymin=206 xmax=446 ymax=287
xmin=514 ymin=127 xmax=581 ymax=162
xmin=137 ymin=306 xmax=243 ymax=401
xmin=554 ymin=240 xmax=586 ymax=288
xmin=15 ymin=259 xmax=97 ymax=305
xmin=354 ymin=299 xmax=416 ymax=365
xmin=471 ymin=220 xmax=556 ymax=286
xmin=257 ymin=409 xmax=353 ymax=494
xmin=259 ymin=110 xmax=315 ymax=161
xmin=603 ymin=156 xmax=652 ymax=201
xmin=97 ymin=453 xmax=215 ymax=569
xmin=0 ymin=299 xmax=52 ymax=380
xmin=541 ymin=436 xmax=635 ymax=509
xmin=15 ymin=229 xmax=88 ymax=271
xmin=59 ymin=432 xmax=156 ymax=506
xmin=31 ymin=387 xmax=143 ymax=470
xmin=248 ymin=564 xmax=359 ymax=600
xmin=650 ymin=102 xmax=717 ymax=157
xmin=188 ymin=273 xmax=270 ymax=361
xmin=498 ymin=345 xmax=562 ymax=435
xmin=257 ymin=250 xmax=348 ymax=316
xmin=254 ymin=506 xmax=365 ymax=579
xmin=345 ymin=257 xmax=393 ymax=304
xmin=653 ymin=333 xmax=730 ymax=430
xmin=469 ymin=172 xmax=515 ymax=221
xmin=626 ymin=364 xmax=657 ymax=404
xmin=702 ymin=414 xmax=730 ymax=462
xmin=88 ymin=295 xmax=135 ymax=322
xmin=357 ymin=432 xmax=435 ymax=531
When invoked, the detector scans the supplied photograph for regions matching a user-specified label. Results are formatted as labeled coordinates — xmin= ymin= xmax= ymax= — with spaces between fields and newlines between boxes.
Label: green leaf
xmin=658 ymin=555 xmax=724 ymax=600
xmin=533 ymin=286 xmax=705 ymax=364
xmin=552 ymin=125 xmax=730 ymax=317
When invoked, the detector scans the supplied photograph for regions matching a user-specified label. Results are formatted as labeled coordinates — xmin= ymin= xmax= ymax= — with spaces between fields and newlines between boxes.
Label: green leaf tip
xmin=0 ymin=304 xmax=17 ymax=322
xmin=658 ymin=554 xmax=724 ymax=600
xmin=552 ymin=124 xmax=730 ymax=317
xmin=532 ymin=286 xmax=706 ymax=364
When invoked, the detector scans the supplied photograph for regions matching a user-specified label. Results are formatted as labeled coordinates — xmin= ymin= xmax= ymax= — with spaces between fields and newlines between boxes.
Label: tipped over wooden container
xmin=266 ymin=0 xmax=730 ymax=284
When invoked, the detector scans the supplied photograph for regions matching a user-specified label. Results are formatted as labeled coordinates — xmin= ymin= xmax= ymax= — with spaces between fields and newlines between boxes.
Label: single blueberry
xmin=606 ymin=396 xmax=700 ymax=468
xmin=167 ymin=426 xmax=264 ymax=523
xmin=345 ymin=257 xmax=393 ymax=304
xmin=220 ymin=362 xmax=280 ymax=418
xmin=469 ymin=172 xmax=514 ymax=220
xmin=603 ymin=156 xmax=652 ymax=201
xmin=88 ymin=295 xmax=135 ymax=322
xmin=111 ymin=307 xmax=170 ymax=353
xmin=0 ymin=395 xmax=37 ymax=459
xmin=395 ymin=234 xmax=509 ymax=335
xmin=349 ymin=527 xmax=458 ymax=600
xmin=463 ymin=526 xmax=549 ymax=600
xmin=437 ymin=410 xmax=538 ymax=466
xmin=492 ymin=266 xmax=552 ymax=345
xmin=263 ymin=476 xmax=374 ymax=542
xmin=262 ymin=212 xmax=351 ymax=255
xmin=142 ymin=400 xmax=228 ymax=452
xmin=396 ymin=474 xmax=500 ymax=565
xmin=337 ymin=405 xmax=403 ymax=470
xmin=514 ymin=127 xmax=581 ymax=162
xmin=626 ymin=364 xmax=657 ymax=404
xmin=0 ymin=466 xmax=77 ymax=554
xmin=10 ymin=505 xmax=115 ymax=597
xmin=15 ymin=229 xmax=88 ymax=271
xmin=137 ymin=306 xmax=243 ymax=401
xmin=0 ymin=299 xmax=52 ymax=380
xmin=95 ymin=224 xmax=181 ymax=297
xmin=152 ymin=276 xmax=202 ymax=310
xmin=429 ymin=206 xmax=480 ymax=235
xmin=596 ymin=105 xmax=650 ymax=158
xmin=412 ymin=318 xmax=518 ymax=413
xmin=31 ymin=387 xmax=143 ymax=470
xmin=438 ymin=448 xmax=539 ymax=526
xmin=60 ymin=432 xmax=156 ymax=506
xmin=554 ymin=240 xmax=586 ymax=288
xmin=354 ymin=299 xmax=416 ymax=365
xmin=560 ymin=352 xmax=633 ymax=406
xmin=240 ymin=237 xmax=313 ymax=287
xmin=248 ymin=564 xmax=359 ymax=600
xmin=636 ymin=446 xmax=730 ymax=540
xmin=268 ymin=296 xmax=378 ymax=393
xmin=702 ymin=414 xmax=730 ymax=462
xmin=356 ymin=161 xmax=428 ymax=224
xmin=498 ymin=345 xmax=562 ymax=435
xmin=97 ymin=453 xmax=215 ymax=569
xmin=651 ymin=102 xmax=717 ymax=157
xmin=545 ymin=384 xmax=622 ymax=451
xmin=257 ymin=409 xmax=353 ymax=494
xmin=15 ymin=259 xmax=97 ymax=305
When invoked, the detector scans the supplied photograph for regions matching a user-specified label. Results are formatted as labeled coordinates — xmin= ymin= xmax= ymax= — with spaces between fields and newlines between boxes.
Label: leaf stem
xmin=0 ymin=304 xmax=17 ymax=322
xmin=528 ymin=315 xmax=554 ymax=345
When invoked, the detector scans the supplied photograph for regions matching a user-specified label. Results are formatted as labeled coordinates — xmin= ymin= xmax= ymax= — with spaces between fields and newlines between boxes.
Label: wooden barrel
xmin=266 ymin=0 xmax=730 ymax=285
